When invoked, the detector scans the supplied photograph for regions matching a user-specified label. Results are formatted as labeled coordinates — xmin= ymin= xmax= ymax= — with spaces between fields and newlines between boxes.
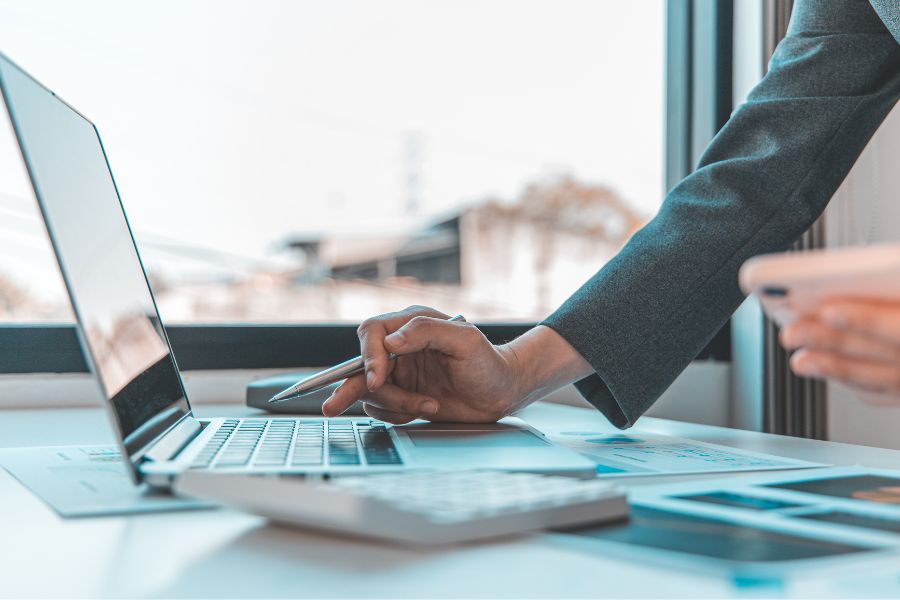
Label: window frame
xmin=0 ymin=1 xmax=733 ymax=376
xmin=0 ymin=322 xmax=732 ymax=375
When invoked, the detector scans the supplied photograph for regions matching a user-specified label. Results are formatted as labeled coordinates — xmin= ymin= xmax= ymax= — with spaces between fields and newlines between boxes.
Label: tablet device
xmin=739 ymin=244 xmax=900 ymax=326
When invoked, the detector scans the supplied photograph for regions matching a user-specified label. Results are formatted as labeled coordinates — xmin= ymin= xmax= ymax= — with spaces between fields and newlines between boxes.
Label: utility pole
xmin=403 ymin=131 xmax=424 ymax=216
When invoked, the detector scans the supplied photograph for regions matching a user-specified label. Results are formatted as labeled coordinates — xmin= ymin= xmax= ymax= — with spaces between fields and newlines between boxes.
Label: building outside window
xmin=0 ymin=0 xmax=664 ymax=325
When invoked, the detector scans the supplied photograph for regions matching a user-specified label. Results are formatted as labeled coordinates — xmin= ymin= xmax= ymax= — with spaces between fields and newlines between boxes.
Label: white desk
xmin=2 ymin=402 xmax=899 ymax=599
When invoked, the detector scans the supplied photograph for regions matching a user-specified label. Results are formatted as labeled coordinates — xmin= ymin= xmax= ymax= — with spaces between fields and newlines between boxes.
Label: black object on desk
xmin=246 ymin=373 xmax=365 ymax=415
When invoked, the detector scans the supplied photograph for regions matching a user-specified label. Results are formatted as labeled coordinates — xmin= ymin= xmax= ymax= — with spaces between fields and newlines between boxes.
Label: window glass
xmin=0 ymin=103 xmax=72 ymax=321
xmin=0 ymin=0 xmax=664 ymax=323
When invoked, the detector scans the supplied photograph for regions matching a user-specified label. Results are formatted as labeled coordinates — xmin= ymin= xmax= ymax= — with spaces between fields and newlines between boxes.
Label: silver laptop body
xmin=0 ymin=52 xmax=596 ymax=488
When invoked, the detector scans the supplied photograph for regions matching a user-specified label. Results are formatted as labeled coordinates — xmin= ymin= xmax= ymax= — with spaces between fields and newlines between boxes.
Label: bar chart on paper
xmin=545 ymin=431 xmax=825 ymax=476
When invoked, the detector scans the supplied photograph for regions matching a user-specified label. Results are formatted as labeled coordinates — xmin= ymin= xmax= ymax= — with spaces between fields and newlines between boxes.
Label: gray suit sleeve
xmin=542 ymin=0 xmax=900 ymax=429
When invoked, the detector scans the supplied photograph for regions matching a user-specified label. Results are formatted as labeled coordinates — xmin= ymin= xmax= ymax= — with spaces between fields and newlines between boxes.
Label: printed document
xmin=546 ymin=430 xmax=824 ymax=476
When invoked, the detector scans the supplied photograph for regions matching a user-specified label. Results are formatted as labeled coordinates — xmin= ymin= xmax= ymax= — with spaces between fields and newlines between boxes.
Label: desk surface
xmin=2 ymin=402 xmax=899 ymax=599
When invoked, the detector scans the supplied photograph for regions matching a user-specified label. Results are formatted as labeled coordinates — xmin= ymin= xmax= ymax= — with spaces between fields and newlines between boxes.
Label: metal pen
xmin=268 ymin=314 xmax=466 ymax=403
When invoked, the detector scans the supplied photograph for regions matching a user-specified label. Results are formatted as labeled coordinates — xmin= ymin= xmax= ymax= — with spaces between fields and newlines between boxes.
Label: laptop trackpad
xmin=394 ymin=421 xmax=594 ymax=474
xmin=406 ymin=429 xmax=548 ymax=448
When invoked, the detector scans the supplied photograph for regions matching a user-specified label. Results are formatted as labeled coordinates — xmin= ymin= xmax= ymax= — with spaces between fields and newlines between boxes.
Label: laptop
xmin=0 ymin=53 xmax=596 ymax=488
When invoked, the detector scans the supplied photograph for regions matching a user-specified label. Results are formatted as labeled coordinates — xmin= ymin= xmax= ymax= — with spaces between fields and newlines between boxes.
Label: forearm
xmin=542 ymin=2 xmax=900 ymax=428
xmin=503 ymin=325 xmax=594 ymax=408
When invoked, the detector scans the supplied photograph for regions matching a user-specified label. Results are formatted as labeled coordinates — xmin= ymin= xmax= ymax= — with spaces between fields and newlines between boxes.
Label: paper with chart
xmin=546 ymin=430 xmax=825 ymax=476
xmin=0 ymin=445 xmax=213 ymax=517
xmin=628 ymin=467 xmax=900 ymax=548
xmin=565 ymin=468 xmax=900 ymax=581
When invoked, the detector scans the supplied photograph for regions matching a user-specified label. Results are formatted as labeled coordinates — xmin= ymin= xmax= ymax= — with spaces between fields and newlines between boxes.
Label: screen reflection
xmin=0 ymin=54 xmax=190 ymax=471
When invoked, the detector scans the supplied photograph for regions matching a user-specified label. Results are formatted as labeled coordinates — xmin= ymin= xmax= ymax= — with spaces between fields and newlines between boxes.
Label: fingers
xmin=362 ymin=404 xmax=417 ymax=425
xmin=321 ymin=376 xmax=440 ymax=420
xmin=384 ymin=316 xmax=483 ymax=357
xmin=361 ymin=383 xmax=440 ymax=419
xmin=779 ymin=302 xmax=900 ymax=406
xmin=357 ymin=306 xmax=450 ymax=392
xmin=780 ymin=319 xmax=900 ymax=362
xmin=820 ymin=300 xmax=900 ymax=347
xmin=791 ymin=348 xmax=900 ymax=394
xmin=322 ymin=374 xmax=367 ymax=417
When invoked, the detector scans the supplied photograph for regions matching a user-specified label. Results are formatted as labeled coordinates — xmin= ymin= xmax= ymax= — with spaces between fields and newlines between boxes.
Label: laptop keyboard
xmin=190 ymin=419 xmax=402 ymax=470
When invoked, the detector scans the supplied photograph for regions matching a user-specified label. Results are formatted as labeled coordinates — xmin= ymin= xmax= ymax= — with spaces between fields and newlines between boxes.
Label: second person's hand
xmin=781 ymin=299 xmax=900 ymax=405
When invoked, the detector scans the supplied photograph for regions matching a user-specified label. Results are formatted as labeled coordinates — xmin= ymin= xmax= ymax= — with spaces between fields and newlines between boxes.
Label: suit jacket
xmin=542 ymin=0 xmax=900 ymax=428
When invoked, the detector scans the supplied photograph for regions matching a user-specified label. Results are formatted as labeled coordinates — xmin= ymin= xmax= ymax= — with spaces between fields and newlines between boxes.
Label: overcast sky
xmin=0 ymin=0 xmax=663 ymax=298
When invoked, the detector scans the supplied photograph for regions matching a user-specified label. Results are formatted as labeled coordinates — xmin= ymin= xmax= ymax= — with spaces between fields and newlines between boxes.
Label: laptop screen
xmin=0 ymin=54 xmax=190 ymax=481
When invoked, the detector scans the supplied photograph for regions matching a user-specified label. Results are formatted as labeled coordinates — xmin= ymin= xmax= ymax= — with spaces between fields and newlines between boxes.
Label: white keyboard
xmin=176 ymin=470 xmax=629 ymax=545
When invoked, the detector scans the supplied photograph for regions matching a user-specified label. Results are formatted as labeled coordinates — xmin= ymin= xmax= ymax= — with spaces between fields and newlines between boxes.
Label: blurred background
xmin=0 ymin=0 xmax=664 ymax=324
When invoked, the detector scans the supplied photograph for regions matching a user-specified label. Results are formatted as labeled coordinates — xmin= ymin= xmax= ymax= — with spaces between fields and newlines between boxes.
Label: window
xmin=0 ymin=1 xmax=664 ymax=325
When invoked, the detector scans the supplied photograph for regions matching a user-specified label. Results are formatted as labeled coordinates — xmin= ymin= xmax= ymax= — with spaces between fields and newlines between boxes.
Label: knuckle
xmin=357 ymin=318 xmax=375 ymax=337
xmin=461 ymin=323 xmax=484 ymax=343
xmin=408 ymin=315 xmax=431 ymax=330
xmin=404 ymin=305 xmax=435 ymax=318
xmin=463 ymin=322 xmax=482 ymax=336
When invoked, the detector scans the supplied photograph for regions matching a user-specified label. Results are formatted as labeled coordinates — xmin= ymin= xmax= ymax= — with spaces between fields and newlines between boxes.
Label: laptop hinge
xmin=143 ymin=416 xmax=203 ymax=463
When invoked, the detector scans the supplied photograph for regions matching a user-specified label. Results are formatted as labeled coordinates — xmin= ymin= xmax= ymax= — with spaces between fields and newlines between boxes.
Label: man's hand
xmin=321 ymin=305 xmax=594 ymax=424
xmin=321 ymin=306 xmax=527 ymax=423
xmin=780 ymin=299 xmax=900 ymax=405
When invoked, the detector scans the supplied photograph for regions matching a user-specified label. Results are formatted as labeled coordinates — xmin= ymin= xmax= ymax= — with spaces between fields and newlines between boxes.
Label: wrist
xmin=500 ymin=325 xmax=594 ymax=409
xmin=496 ymin=340 xmax=536 ymax=411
